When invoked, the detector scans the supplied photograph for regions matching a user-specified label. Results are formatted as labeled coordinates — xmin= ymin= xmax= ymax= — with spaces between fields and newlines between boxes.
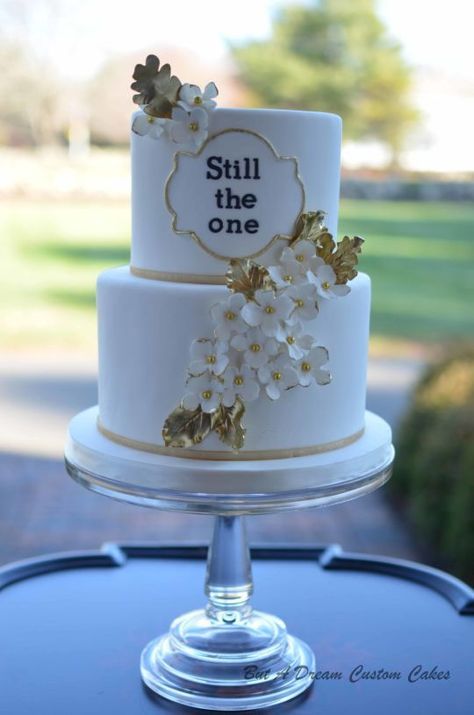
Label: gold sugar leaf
xmin=226 ymin=259 xmax=275 ymax=300
xmin=131 ymin=54 xmax=160 ymax=105
xmin=289 ymin=210 xmax=327 ymax=247
xmin=163 ymin=399 xmax=246 ymax=451
xmin=213 ymin=398 xmax=246 ymax=450
xmin=162 ymin=404 xmax=213 ymax=447
xmin=315 ymin=231 xmax=337 ymax=261
xmin=131 ymin=54 xmax=181 ymax=118
xmin=329 ymin=235 xmax=365 ymax=284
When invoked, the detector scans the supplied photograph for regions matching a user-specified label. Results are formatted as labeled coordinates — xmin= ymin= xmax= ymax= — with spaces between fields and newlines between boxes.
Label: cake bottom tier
xmin=97 ymin=267 xmax=371 ymax=457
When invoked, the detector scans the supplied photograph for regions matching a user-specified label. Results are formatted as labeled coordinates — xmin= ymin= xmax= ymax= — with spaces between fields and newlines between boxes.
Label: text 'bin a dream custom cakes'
xmin=96 ymin=54 xmax=370 ymax=459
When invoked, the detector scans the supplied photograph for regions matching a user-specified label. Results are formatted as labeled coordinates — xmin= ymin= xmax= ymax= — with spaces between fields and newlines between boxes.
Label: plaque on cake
xmin=166 ymin=128 xmax=305 ymax=260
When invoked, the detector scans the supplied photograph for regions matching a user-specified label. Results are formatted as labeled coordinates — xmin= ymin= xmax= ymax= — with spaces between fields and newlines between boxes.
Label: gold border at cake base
xmin=97 ymin=418 xmax=365 ymax=461
xmin=130 ymin=265 xmax=226 ymax=284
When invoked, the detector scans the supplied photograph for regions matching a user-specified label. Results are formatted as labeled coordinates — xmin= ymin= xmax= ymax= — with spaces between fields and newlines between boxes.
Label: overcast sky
xmin=2 ymin=0 xmax=472 ymax=81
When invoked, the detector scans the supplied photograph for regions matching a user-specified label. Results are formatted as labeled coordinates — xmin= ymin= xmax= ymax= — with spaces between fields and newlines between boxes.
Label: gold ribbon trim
xmin=97 ymin=418 xmax=364 ymax=461
xmin=130 ymin=266 xmax=226 ymax=285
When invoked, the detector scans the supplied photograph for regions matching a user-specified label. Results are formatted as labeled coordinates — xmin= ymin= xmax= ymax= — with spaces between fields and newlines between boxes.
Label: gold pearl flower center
xmin=264 ymin=305 xmax=276 ymax=314
xmin=225 ymin=310 xmax=236 ymax=321
xmin=322 ymin=281 xmax=331 ymax=290
xmin=286 ymin=336 xmax=296 ymax=345
xmin=189 ymin=121 xmax=199 ymax=132
xmin=194 ymin=96 xmax=203 ymax=105
xmin=272 ymin=371 xmax=282 ymax=381
xmin=283 ymin=275 xmax=293 ymax=283
xmin=206 ymin=355 xmax=216 ymax=364
xmin=201 ymin=390 xmax=212 ymax=400
xmin=296 ymin=255 xmax=305 ymax=263
xmin=250 ymin=343 xmax=261 ymax=353
xmin=301 ymin=362 xmax=312 ymax=373
xmin=234 ymin=375 xmax=244 ymax=386
xmin=147 ymin=116 xmax=155 ymax=124
xmin=295 ymin=299 xmax=305 ymax=308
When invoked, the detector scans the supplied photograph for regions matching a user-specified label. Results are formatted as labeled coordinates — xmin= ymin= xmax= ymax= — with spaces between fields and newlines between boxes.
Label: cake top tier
xmin=130 ymin=56 xmax=342 ymax=281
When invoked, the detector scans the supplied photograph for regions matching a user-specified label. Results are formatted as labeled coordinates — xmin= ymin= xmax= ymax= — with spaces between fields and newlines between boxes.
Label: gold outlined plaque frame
xmin=165 ymin=128 xmax=306 ymax=262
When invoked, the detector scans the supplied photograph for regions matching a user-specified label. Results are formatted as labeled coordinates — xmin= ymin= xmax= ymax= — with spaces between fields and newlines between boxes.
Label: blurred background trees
xmin=0 ymin=0 xmax=470 ymax=174
xmin=0 ymin=40 xmax=64 ymax=146
xmin=0 ymin=0 xmax=71 ymax=146
xmin=2 ymin=0 xmax=418 ymax=158
xmin=231 ymin=0 xmax=417 ymax=165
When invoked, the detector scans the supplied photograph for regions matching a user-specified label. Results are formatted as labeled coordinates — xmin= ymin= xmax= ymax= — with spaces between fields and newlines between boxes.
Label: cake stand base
xmin=65 ymin=407 xmax=394 ymax=710
xmin=140 ymin=515 xmax=315 ymax=711
xmin=141 ymin=615 xmax=314 ymax=711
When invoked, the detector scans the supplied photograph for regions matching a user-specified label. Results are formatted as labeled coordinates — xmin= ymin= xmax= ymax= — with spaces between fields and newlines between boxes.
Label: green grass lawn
xmin=1 ymin=199 xmax=473 ymax=350
xmin=339 ymin=201 xmax=474 ymax=342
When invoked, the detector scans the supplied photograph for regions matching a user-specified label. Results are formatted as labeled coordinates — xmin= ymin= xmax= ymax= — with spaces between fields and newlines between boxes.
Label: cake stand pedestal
xmin=65 ymin=407 xmax=394 ymax=711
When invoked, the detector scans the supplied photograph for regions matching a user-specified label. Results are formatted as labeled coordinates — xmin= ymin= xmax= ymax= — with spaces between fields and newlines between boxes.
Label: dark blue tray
xmin=0 ymin=544 xmax=472 ymax=714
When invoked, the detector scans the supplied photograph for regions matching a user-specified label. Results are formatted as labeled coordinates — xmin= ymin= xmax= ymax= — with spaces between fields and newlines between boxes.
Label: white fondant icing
xmin=131 ymin=108 xmax=341 ymax=275
xmin=97 ymin=267 xmax=370 ymax=453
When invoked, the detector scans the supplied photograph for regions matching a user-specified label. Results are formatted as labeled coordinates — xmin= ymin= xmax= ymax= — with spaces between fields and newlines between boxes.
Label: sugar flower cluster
xmin=180 ymin=238 xmax=351 ymax=415
xmin=130 ymin=54 xmax=218 ymax=150
xmin=162 ymin=210 xmax=363 ymax=449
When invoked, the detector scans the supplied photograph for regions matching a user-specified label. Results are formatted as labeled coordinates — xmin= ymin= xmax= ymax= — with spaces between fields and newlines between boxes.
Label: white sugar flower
xmin=281 ymin=241 xmax=317 ymax=274
xmin=178 ymin=82 xmax=218 ymax=112
xmin=276 ymin=320 xmax=315 ymax=360
xmin=268 ymin=258 xmax=306 ymax=289
xmin=268 ymin=241 xmax=316 ymax=288
xmin=182 ymin=373 xmax=223 ymax=413
xmin=170 ymin=106 xmax=208 ymax=148
xmin=309 ymin=258 xmax=351 ymax=299
xmin=295 ymin=346 xmax=331 ymax=387
xmin=132 ymin=112 xmax=168 ymax=139
xmin=241 ymin=289 xmax=293 ymax=337
xmin=231 ymin=328 xmax=278 ymax=369
xmin=257 ymin=354 xmax=298 ymax=401
xmin=286 ymin=283 xmax=319 ymax=321
xmin=210 ymin=293 xmax=247 ymax=339
xmin=222 ymin=365 xmax=260 ymax=407
xmin=189 ymin=338 xmax=229 ymax=376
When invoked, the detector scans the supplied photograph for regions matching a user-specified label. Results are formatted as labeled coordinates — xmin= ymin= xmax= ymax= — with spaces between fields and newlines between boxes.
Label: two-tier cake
xmin=93 ymin=55 xmax=372 ymax=461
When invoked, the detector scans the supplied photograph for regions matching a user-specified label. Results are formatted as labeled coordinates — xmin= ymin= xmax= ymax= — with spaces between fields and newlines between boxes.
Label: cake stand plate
xmin=65 ymin=406 xmax=393 ymax=514
xmin=65 ymin=407 xmax=394 ymax=711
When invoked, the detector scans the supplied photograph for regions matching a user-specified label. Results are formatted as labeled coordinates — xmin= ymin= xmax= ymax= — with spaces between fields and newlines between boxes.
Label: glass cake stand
xmin=65 ymin=406 xmax=394 ymax=711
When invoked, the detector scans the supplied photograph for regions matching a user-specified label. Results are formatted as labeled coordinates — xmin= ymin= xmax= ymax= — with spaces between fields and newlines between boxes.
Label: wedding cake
xmin=96 ymin=55 xmax=370 ymax=460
